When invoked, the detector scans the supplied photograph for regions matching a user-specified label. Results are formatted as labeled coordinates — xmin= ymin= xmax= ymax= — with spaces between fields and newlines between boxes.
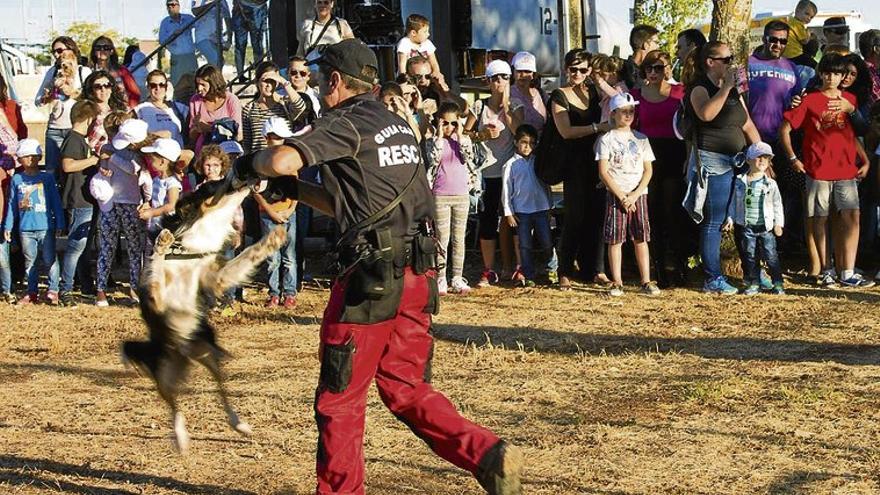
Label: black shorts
xmin=478 ymin=177 xmax=502 ymax=240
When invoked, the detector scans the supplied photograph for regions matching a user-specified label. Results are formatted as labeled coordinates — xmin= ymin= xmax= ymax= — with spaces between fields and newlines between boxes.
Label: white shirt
xmin=297 ymin=17 xmax=353 ymax=57
xmin=135 ymin=102 xmax=187 ymax=148
xmin=396 ymin=37 xmax=437 ymax=58
xmin=35 ymin=65 xmax=93 ymax=129
xmin=595 ymin=128 xmax=655 ymax=195
xmin=149 ymin=175 xmax=182 ymax=230
xmin=501 ymin=154 xmax=552 ymax=216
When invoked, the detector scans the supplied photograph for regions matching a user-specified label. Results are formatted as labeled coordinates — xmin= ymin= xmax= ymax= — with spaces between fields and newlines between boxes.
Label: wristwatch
xmin=788 ymin=156 xmax=798 ymax=163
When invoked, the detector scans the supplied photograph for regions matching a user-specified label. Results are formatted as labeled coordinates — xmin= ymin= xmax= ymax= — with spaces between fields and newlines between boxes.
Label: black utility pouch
xmin=320 ymin=339 xmax=355 ymax=394
xmin=349 ymin=228 xmax=395 ymax=300
xmin=413 ymin=234 xmax=439 ymax=275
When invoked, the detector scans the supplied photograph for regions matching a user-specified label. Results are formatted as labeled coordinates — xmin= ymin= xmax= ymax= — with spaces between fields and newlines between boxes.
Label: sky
xmin=1 ymin=0 xmax=877 ymax=45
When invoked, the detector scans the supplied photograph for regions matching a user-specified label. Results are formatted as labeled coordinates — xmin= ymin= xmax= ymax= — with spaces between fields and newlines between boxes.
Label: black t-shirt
xmin=693 ymin=76 xmax=747 ymax=156
xmin=284 ymin=93 xmax=433 ymax=245
xmin=60 ymin=130 xmax=96 ymax=209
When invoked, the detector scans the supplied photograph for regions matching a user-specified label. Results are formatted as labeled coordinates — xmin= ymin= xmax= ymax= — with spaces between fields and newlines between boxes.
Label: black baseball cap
xmin=308 ymin=39 xmax=379 ymax=85
xmin=823 ymin=17 xmax=849 ymax=30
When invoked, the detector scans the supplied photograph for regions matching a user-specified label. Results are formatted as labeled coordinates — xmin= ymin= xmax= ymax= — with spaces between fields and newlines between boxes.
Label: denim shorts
xmin=805 ymin=177 xmax=859 ymax=217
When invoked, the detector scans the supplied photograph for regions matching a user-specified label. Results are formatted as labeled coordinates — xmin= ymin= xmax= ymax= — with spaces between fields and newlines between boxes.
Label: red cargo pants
xmin=315 ymin=267 xmax=500 ymax=494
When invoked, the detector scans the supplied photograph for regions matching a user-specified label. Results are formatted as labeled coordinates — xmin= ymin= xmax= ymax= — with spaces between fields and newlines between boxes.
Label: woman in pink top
xmin=630 ymin=50 xmax=691 ymax=287
xmin=188 ymin=65 xmax=243 ymax=154
xmin=510 ymin=51 xmax=547 ymax=134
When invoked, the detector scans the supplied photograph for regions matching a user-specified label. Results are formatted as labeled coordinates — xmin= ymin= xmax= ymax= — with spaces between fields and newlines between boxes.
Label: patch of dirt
xmin=1 ymin=280 xmax=880 ymax=494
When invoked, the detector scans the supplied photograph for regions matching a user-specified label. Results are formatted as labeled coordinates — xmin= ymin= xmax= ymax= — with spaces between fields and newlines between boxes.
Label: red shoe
xmin=17 ymin=293 xmax=38 ymax=306
xmin=265 ymin=295 xmax=280 ymax=308
xmin=282 ymin=294 xmax=297 ymax=309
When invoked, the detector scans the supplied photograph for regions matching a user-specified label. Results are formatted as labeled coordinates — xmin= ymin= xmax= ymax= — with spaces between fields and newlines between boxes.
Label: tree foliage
xmin=633 ymin=0 xmax=711 ymax=54
xmin=47 ymin=22 xmax=127 ymax=59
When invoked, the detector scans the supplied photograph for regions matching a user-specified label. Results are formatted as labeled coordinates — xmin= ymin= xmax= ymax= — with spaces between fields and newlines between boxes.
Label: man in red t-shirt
xmin=780 ymin=53 xmax=873 ymax=288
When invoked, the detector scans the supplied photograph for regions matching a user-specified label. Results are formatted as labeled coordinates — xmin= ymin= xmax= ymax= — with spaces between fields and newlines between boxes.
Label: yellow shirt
xmin=782 ymin=17 xmax=808 ymax=59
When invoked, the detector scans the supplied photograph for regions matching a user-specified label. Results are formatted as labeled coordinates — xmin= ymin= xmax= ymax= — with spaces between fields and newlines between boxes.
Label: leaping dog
xmin=122 ymin=179 xmax=287 ymax=453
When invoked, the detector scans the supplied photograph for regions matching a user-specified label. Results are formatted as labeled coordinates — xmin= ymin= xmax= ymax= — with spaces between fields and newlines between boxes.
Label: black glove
xmin=229 ymin=152 xmax=261 ymax=190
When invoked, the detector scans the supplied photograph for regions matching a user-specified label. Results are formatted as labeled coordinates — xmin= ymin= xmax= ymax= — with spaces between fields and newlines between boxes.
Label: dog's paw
xmin=234 ymin=421 xmax=253 ymax=437
xmin=173 ymin=413 xmax=191 ymax=454
xmin=154 ymin=229 xmax=175 ymax=255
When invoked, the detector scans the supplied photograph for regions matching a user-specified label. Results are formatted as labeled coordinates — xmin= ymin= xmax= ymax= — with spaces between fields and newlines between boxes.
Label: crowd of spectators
xmin=0 ymin=0 xmax=878 ymax=308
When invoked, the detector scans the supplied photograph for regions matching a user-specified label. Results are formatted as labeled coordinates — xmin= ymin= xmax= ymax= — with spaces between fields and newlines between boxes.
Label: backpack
xmin=207 ymin=117 xmax=239 ymax=144
xmin=673 ymin=88 xmax=696 ymax=142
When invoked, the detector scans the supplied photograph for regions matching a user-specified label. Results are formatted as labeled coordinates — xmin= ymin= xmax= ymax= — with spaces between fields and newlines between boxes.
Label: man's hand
xmin=3 ymin=231 xmax=11 ymax=242
xmin=791 ymin=159 xmax=806 ymax=174
xmin=773 ymin=225 xmax=783 ymax=237
xmin=722 ymin=218 xmax=734 ymax=231
xmin=856 ymin=163 xmax=870 ymax=180
xmin=506 ymin=215 xmax=518 ymax=228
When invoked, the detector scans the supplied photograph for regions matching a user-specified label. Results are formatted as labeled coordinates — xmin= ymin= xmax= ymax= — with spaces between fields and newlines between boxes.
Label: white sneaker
xmin=437 ymin=278 xmax=448 ymax=295
xmin=450 ymin=276 xmax=472 ymax=294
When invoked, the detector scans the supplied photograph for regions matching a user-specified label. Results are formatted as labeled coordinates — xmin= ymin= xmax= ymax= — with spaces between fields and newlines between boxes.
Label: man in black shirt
xmin=239 ymin=39 xmax=522 ymax=495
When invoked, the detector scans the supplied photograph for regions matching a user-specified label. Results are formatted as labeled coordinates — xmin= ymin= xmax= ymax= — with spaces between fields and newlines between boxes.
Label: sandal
xmin=559 ymin=276 xmax=573 ymax=291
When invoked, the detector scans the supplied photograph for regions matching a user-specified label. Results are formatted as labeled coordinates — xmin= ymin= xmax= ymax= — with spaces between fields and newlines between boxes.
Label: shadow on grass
xmin=0 ymin=455 xmax=256 ymax=495
xmin=433 ymin=324 xmax=880 ymax=365
xmin=767 ymin=470 xmax=862 ymax=494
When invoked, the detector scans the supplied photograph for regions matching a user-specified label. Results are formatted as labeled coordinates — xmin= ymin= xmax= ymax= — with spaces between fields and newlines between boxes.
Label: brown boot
xmin=476 ymin=440 xmax=523 ymax=495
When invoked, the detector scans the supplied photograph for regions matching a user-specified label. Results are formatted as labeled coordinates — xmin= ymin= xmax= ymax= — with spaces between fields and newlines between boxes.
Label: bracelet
xmin=788 ymin=156 xmax=798 ymax=163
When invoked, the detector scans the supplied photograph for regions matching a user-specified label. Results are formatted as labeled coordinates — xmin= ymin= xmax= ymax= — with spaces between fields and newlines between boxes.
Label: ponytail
xmin=682 ymin=41 xmax=727 ymax=88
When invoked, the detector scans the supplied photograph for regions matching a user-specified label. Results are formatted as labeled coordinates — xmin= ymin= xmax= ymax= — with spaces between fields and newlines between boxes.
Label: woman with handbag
xmin=188 ymin=65 xmax=243 ymax=155
xmin=682 ymin=41 xmax=760 ymax=294
xmin=543 ymin=49 xmax=611 ymax=290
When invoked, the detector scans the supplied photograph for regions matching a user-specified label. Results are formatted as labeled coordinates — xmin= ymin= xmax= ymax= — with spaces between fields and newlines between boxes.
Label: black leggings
xmin=558 ymin=164 xmax=605 ymax=279
xmin=478 ymin=177 xmax=503 ymax=240
xmin=647 ymin=138 xmax=692 ymax=274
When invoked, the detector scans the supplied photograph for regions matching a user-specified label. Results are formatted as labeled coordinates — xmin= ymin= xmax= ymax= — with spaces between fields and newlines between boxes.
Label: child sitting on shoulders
xmin=724 ymin=142 xmax=785 ymax=295
xmin=502 ymin=124 xmax=557 ymax=287
xmin=396 ymin=14 xmax=448 ymax=91
xmin=1 ymin=139 xmax=65 ymax=305
xmin=596 ymin=93 xmax=658 ymax=297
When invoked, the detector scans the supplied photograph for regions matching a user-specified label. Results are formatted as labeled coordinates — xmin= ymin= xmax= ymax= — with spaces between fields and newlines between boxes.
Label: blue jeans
xmin=61 ymin=207 xmax=94 ymax=293
xmin=700 ymin=168 xmax=734 ymax=280
xmin=44 ymin=127 xmax=69 ymax=181
xmin=232 ymin=2 xmax=268 ymax=74
xmin=295 ymin=202 xmax=312 ymax=290
xmin=261 ymin=213 xmax=297 ymax=297
xmin=515 ymin=211 xmax=558 ymax=280
xmin=735 ymin=225 xmax=783 ymax=286
xmin=196 ymin=39 xmax=222 ymax=68
xmin=0 ymin=238 xmax=11 ymax=293
xmin=21 ymin=230 xmax=60 ymax=293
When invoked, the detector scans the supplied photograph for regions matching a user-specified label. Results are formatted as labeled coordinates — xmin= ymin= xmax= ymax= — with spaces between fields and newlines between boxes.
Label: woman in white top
xmin=135 ymin=70 xmax=189 ymax=148
xmin=296 ymin=0 xmax=354 ymax=58
xmin=34 ymin=36 xmax=92 ymax=178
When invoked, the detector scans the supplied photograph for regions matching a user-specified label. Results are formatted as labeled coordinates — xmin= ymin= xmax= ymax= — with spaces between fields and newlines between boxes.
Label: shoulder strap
xmin=307 ymin=16 xmax=336 ymax=55
xmin=78 ymin=66 xmax=85 ymax=85
xmin=336 ymin=162 xmax=421 ymax=248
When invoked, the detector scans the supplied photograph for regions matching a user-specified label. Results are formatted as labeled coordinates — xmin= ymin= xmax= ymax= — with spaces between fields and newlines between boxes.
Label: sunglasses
xmin=826 ymin=27 xmax=849 ymax=35
xmin=411 ymin=73 xmax=431 ymax=81
xmin=440 ymin=120 xmax=460 ymax=127
xmin=765 ymin=36 xmax=789 ymax=45
xmin=260 ymin=78 xmax=277 ymax=86
xmin=94 ymin=45 xmax=114 ymax=52
xmin=290 ymin=70 xmax=309 ymax=77
xmin=166 ymin=2 xmax=179 ymax=5
xmin=489 ymin=74 xmax=510 ymax=81
xmin=92 ymin=82 xmax=113 ymax=90
xmin=568 ymin=67 xmax=590 ymax=74
xmin=148 ymin=82 xmax=167 ymax=89
xmin=710 ymin=56 xmax=734 ymax=64
xmin=645 ymin=64 xmax=667 ymax=73
xmin=52 ymin=47 xmax=67 ymax=55
xmin=403 ymin=92 xmax=417 ymax=99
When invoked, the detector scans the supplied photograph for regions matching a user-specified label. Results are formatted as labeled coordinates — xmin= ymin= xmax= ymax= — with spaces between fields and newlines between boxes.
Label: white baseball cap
xmin=15 ymin=138 xmax=42 ymax=158
xmin=89 ymin=174 xmax=115 ymax=212
xmin=262 ymin=116 xmax=293 ymax=139
xmin=219 ymin=140 xmax=244 ymax=155
xmin=746 ymin=141 xmax=775 ymax=161
xmin=485 ymin=60 xmax=512 ymax=78
xmin=511 ymin=51 xmax=537 ymax=72
xmin=111 ymin=119 xmax=149 ymax=150
xmin=142 ymin=138 xmax=182 ymax=162
xmin=609 ymin=92 xmax=640 ymax=112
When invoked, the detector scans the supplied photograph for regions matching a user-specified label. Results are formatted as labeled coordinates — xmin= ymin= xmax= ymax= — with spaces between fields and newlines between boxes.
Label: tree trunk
xmin=710 ymin=0 xmax=753 ymax=64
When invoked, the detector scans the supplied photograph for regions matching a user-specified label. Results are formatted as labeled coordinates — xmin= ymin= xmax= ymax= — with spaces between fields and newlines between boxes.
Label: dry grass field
xmin=1 ymin=278 xmax=880 ymax=494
